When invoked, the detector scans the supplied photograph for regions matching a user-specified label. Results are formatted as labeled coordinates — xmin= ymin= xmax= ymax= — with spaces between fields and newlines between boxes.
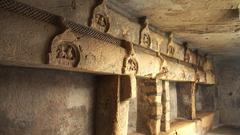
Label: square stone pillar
xmin=161 ymin=81 xmax=171 ymax=132
xmin=137 ymin=78 xmax=162 ymax=135
xmin=96 ymin=75 xmax=135 ymax=135
xmin=177 ymin=82 xmax=196 ymax=120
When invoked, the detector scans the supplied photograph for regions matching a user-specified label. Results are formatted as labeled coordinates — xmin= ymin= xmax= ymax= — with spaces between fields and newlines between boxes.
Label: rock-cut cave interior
xmin=0 ymin=0 xmax=240 ymax=135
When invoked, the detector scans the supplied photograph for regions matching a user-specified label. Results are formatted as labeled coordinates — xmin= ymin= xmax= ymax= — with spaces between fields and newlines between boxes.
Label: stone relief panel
xmin=122 ymin=41 xmax=138 ymax=75
xmin=123 ymin=56 xmax=138 ymax=75
xmin=49 ymin=30 xmax=81 ymax=68
xmin=90 ymin=0 xmax=110 ymax=33
xmin=140 ymin=18 xmax=152 ymax=48
xmin=49 ymin=42 xmax=80 ymax=67
xmin=167 ymin=34 xmax=175 ymax=57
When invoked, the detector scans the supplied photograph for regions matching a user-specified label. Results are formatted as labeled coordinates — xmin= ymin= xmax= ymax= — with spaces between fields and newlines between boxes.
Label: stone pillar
xmin=161 ymin=81 xmax=171 ymax=132
xmin=177 ymin=82 xmax=196 ymax=120
xmin=96 ymin=75 xmax=135 ymax=135
xmin=137 ymin=78 xmax=162 ymax=135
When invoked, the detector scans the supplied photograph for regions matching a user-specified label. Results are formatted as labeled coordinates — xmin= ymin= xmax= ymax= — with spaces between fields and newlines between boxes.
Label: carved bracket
xmin=184 ymin=44 xmax=191 ymax=63
xmin=156 ymin=55 xmax=168 ymax=79
xmin=48 ymin=30 xmax=81 ymax=67
xmin=122 ymin=41 xmax=139 ymax=75
xmin=49 ymin=42 xmax=80 ymax=67
xmin=167 ymin=33 xmax=175 ymax=56
xmin=167 ymin=45 xmax=175 ymax=56
xmin=90 ymin=0 xmax=110 ymax=33
xmin=157 ymin=66 xmax=169 ymax=78
xmin=140 ymin=18 xmax=152 ymax=48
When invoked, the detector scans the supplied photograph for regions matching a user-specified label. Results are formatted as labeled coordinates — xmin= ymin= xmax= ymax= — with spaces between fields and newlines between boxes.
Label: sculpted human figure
xmin=67 ymin=47 xmax=74 ymax=60
xmin=90 ymin=0 xmax=110 ymax=33
xmin=57 ymin=45 xmax=67 ymax=59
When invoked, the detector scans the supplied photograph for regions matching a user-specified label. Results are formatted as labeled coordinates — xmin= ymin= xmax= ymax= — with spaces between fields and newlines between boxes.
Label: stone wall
xmin=0 ymin=65 xmax=96 ymax=135
xmin=128 ymin=98 xmax=137 ymax=133
xmin=216 ymin=59 xmax=240 ymax=126
xmin=169 ymin=82 xmax=177 ymax=122
xmin=196 ymin=85 xmax=216 ymax=113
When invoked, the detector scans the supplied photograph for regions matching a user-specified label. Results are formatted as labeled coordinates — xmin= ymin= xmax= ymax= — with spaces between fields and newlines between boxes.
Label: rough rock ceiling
xmin=109 ymin=0 xmax=240 ymax=58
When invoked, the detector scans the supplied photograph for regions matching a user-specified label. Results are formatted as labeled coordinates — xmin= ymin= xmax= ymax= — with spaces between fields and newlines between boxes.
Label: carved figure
xmin=184 ymin=51 xmax=190 ymax=62
xmin=140 ymin=18 xmax=152 ymax=48
xmin=167 ymin=45 xmax=175 ymax=56
xmin=49 ymin=42 xmax=80 ymax=67
xmin=124 ymin=57 xmax=138 ymax=74
xmin=90 ymin=0 xmax=110 ymax=33
xmin=122 ymin=41 xmax=138 ymax=75
xmin=167 ymin=33 xmax=176 ymax=56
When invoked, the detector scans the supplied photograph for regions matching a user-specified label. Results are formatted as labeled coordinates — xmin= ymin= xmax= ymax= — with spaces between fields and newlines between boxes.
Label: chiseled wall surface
xmin=216 ymin=59 xmax=240 ymax=126
xmin=0 ymin=65 xmax=96 ymax=135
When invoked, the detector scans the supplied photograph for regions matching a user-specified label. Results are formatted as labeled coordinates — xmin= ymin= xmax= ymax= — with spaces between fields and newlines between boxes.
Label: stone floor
xmin=206 ymin=126 xmax=240 ymax=135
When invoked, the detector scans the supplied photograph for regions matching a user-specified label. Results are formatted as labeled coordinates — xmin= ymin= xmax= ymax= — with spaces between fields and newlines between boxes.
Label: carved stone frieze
xmin=140 ymin=18 xmax=152 ymax=48
xmin=90 ymin=0 xmax=110 ymax=33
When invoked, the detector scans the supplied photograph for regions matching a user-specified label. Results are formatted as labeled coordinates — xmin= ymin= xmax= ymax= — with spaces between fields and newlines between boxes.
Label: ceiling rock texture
xmin=109 ymin=0 xmax=240 ymax=58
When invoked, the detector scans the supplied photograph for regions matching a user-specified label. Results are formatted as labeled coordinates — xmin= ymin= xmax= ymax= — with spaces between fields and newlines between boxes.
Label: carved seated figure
xmin=67 ymin=47 xmax=74 ymax=60
xmin=57 ymin=45 xmax=67 ymax=59
xmin=143 ymin=33 xmax=151 ymax=47
xmin=52 ymin=43 xmax=78 ymax=67
xmin=95 ymin=14 xmax=109 ymax=32
xmin=124 ymin=57 xmax=138 ymax=74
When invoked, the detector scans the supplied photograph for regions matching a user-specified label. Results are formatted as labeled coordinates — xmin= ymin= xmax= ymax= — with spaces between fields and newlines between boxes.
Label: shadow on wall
xmin=0 ymin=65 xmax=96 ymax=135
xmin=216 ymin=59 xmax=240 ymax=127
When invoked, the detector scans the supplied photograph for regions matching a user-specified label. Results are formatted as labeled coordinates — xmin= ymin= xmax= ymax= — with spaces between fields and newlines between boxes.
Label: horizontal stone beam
xmin=0 ymin=28 xmax=215 ymax=84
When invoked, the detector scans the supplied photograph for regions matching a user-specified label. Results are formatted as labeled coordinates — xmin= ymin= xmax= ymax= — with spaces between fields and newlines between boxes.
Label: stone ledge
xmin=161 ymin=112 xmax=215 ymax=135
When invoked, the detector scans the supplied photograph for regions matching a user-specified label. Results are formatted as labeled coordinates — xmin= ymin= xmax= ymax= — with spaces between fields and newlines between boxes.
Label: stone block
xmin=120 ymin=75 xmax=137 ymax=101
xmin=148 ymin=119 xmax=161 ymax=135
